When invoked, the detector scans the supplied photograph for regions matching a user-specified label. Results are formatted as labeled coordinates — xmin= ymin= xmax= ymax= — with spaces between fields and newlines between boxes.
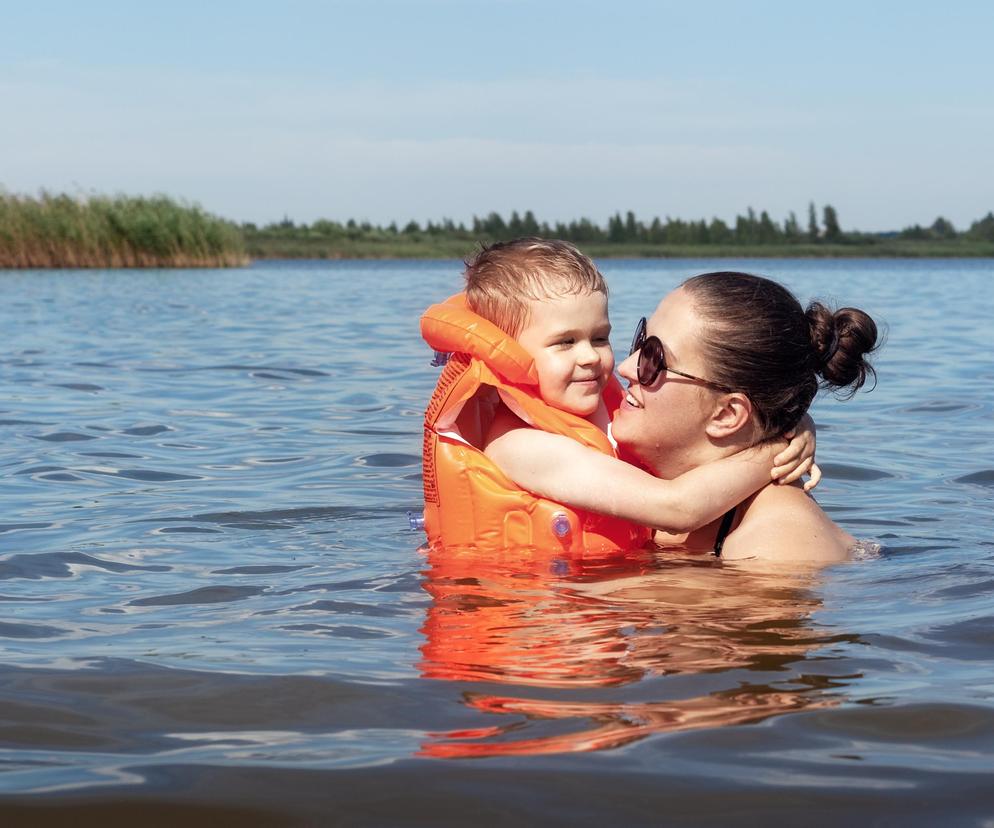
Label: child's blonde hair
xmin=465 ymin=237 xmax=608 ymax=338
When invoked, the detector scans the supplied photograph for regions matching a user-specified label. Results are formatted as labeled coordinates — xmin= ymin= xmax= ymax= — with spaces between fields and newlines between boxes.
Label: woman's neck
xmin=647 ymin=436 xmax=748 ymax=481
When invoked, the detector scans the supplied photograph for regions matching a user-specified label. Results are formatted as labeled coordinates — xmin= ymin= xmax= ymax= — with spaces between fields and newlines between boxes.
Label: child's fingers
xmin=773 ymin=441 xmax=803 ymax=468
xmin=803 ymin=462 xmax=823 ymax=491
xmin=772 ymin=455 xmax=806 ymax=480
xmin=778 ymin=457 xmax=813 ymax=485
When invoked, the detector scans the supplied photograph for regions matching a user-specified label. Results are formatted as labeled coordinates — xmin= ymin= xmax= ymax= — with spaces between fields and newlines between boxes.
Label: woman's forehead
xmin=647 ymin=287 xmax=696 ymax=333
xmin=647 ymin=288 xmax=708 ymax=360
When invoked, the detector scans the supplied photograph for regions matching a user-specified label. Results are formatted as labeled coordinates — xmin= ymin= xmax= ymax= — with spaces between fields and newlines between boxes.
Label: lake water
xmin=1 ymin=258 xmax=992 ymax=826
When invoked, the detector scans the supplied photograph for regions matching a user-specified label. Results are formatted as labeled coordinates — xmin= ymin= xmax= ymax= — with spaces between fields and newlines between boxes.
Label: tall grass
xmin=0 ymin=192 xmax=247 ymax=268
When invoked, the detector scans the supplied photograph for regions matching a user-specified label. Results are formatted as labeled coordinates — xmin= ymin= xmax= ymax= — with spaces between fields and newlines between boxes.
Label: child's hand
xmin=772 ymin=413 xmax=821 ymax=491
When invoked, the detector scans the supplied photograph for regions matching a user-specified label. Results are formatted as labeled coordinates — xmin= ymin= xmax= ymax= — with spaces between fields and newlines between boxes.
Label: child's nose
xmin=576 ymin=341 xmax=601 ymax=365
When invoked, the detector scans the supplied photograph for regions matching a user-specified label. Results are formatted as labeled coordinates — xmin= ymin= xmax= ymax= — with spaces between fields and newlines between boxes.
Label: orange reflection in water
xmin=418 ymin=547 xmax=851 ymax=758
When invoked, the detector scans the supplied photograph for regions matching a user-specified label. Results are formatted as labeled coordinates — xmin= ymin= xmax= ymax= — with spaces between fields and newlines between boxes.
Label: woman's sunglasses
xmin=629 ymin=317 xmax=732 ymax=392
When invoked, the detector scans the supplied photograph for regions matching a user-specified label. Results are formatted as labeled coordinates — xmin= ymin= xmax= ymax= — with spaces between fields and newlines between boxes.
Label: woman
xmin=487 ymin=271 xmax=878 ymax=563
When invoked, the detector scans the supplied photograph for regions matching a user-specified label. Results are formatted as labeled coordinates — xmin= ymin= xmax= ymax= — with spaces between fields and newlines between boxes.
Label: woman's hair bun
xmin=806 ymin=302 xmax=878 ymax=396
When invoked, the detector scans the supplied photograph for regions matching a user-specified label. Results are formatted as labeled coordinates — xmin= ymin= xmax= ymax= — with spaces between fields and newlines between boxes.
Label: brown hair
xmin=681 ymin=271 xmax=878 ymax=440
xmin=464 ymin=237 xmax=607 ymax=337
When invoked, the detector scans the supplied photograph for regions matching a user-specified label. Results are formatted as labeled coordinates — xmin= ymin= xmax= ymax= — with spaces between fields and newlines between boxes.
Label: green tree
xmin=569 ymin=217 xmax=603 ymax=243
xmin=625 ymin=210 xmax=639 ymax=242
xmin=607 ymin=212 xmax=626 ymax=243
xmin=807 ymin=202 xmax=819 ymax=242
xmin=735 ymin=208 xmax=759 ymax=244
xmin=783 ymin=211 xmax=801 ymax=242
xmin=708 ymin=217 xmax=733 ymax=244
xmin=899 ymin=223 xmax=928 ymax=240
xmin=758 ymin=210 xmax=780 ymax=244
xmin=508 ymin=210 xmax=523 ymax=237
xmin=481 ymin=211 xmax=507 ymax=238
xmin=967 ymin=211 xmax=994 ymax=241
xmin=522 ymin=210 xmax=541 ymax=235
xmin=822 ymin=205 xmax=841 ymax=242
xmin=930 ymin=216 xmax=956 ymax=239
xmin=647 ymin=216 xmax=665 ymax=244
xmin=311 ymin=219 xmax=343 ymax=236
xmin=693 ymin=219 xmax=710 ymax=244
xmin=666 ymin=217 xmax=690 ymax=244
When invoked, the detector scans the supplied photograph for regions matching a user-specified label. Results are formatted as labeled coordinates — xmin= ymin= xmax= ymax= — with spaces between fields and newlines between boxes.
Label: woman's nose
xmin=617 ymin=351 xmax=638 ymax=381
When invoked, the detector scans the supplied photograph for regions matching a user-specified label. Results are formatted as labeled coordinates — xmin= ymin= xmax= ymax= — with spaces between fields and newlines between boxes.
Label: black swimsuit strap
xmin=713 ymin=506 xmax=737 ymax=558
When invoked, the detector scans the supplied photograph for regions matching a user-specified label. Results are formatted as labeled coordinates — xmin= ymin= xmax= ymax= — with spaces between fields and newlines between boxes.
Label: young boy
xmin=420 ymin=238 xmax=814 ymax=553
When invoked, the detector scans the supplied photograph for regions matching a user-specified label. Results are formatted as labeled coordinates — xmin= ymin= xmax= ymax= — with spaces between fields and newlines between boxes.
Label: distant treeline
xmin=4 ymin=191 xmax=994 ymax=267
xmin=0 ymin=192 xmax=247 ymax=268
xmin=243 ymin=203 xmax=994 ymax=259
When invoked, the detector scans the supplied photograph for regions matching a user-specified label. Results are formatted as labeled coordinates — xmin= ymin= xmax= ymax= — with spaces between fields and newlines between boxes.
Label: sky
xmin=2 ymin=0 xmax=992 ymax=231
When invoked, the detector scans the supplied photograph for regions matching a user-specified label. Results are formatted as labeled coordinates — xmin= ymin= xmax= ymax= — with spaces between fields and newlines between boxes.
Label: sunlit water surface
xmin=1 ymin=259 xmax=992 ymax=825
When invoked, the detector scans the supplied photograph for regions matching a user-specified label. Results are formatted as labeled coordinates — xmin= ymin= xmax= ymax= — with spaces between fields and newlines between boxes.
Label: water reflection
xmin=419 ymin=549 xmax=853 ymax=757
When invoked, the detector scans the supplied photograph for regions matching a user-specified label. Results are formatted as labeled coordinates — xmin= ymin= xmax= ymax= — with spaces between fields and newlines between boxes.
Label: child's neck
xmin=585 ymin=398 xmax=611 ymax=433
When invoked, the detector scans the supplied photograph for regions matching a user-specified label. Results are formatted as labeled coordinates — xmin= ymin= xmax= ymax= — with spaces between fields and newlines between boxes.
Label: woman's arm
xmin=484 ymin=409 xmax=785 ymax=533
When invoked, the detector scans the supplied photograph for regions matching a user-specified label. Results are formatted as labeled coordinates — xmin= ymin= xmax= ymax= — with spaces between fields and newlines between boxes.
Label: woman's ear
xmin=704 ymin=392 xmax=753 ymax=439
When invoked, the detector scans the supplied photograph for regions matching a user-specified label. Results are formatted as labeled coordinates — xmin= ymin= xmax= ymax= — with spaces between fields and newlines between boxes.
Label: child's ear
xmin=704 ymin=392 xmax=753 ymax=439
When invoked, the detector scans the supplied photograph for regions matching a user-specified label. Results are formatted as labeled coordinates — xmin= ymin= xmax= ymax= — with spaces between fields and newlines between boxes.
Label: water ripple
xmin=0 ymin=553 xmax=171 ymax=580
xmin=819 ymin=463 xmax=895 ymax=481
xmin=0 ymin=522 xmax=53 ymax=534
xmin=0 ymin=621 xmax=66 ymax=639
xmin=32 ymin=432 xmax=98 ymax=443
xmin=129 ymin=586 xmax=267 ymax=607
xmin=953 ymin=470 xmax=994 ymax=487
xmin=122 ymin=425 xmax=172 ymax=436
xmin=52 ymin=383 xmax=104 ymax=392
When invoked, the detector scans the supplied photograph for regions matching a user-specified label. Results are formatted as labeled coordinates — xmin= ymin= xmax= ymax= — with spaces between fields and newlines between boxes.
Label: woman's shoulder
xmin=720 ymin=483 xmax=855 ymax=564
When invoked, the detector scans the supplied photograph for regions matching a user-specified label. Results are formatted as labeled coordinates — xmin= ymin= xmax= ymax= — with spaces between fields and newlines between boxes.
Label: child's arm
xmin=484 ymin=410 xmax=787 ymax=533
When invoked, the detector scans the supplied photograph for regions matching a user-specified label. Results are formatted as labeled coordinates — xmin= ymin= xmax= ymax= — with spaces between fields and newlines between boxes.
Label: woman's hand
xmin=772 ymin=413 xmax=821 ymax=491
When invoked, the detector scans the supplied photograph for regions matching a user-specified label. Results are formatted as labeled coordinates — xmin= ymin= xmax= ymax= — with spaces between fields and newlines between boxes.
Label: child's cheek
xmin=602 ymin=351 xmax=616 ymax=377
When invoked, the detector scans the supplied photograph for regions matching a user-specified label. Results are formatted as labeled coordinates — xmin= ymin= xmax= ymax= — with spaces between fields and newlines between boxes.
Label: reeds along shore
xmin=0 ymin=193 xmax=248 ymax=268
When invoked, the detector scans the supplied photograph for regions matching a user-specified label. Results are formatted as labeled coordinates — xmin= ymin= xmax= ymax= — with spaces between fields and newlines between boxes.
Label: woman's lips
xmin=624 ymin=390 xmax=643 ymax=409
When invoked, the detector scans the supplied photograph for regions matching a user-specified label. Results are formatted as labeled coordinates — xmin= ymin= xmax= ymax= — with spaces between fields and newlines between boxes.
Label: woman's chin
xmin=609 ymin=409 xmax=636 ymax=446
xmin=613 ymin=435 xmax=651 ymax=471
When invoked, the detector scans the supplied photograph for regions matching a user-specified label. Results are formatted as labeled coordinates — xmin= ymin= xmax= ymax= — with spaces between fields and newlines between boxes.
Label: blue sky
xmin=2 ymin=0 xmax=992 ymax=230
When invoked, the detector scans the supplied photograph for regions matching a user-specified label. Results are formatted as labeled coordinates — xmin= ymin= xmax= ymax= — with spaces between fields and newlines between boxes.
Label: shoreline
xmin=5 ymin=249 xmax=994 ymax=269
xmin=242 ymin=238 xmax=994 ymax=262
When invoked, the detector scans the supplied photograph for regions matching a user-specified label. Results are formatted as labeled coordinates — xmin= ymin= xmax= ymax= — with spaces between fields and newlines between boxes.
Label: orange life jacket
xmin=420 ymin=294 xmax=651 ymax=556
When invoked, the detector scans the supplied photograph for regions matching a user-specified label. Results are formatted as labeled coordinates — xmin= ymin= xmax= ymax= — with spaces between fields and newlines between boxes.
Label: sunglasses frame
xmin=629 ymin=317 xmax=733 ymax=392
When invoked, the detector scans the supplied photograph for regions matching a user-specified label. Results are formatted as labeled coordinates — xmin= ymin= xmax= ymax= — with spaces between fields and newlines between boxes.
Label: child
xmin=420 ymin=238 xmax=815 ymax=554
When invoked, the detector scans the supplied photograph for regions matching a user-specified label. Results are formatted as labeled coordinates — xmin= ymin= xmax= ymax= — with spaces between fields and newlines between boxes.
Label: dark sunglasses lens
xmin=638 ymin=336 xmax=665 ymax=386
xmin=629 ymin=317 xmax=646 ymax=356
